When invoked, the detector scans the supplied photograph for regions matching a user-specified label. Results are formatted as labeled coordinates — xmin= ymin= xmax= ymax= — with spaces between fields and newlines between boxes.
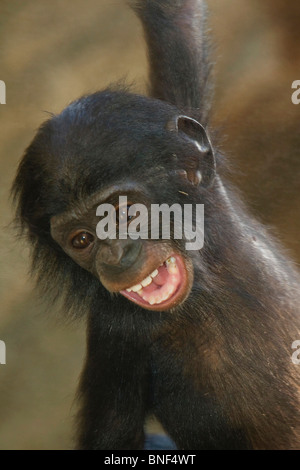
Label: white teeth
xmin=144 ymin=288 xmax=174 ymax=306
xmin=166 ymin=256 xmax=178 ymax=274
xmin=131 ymin=283 xmax=142 ymax=292
xmin=162 ymin=292 xmax=171 ymax=302
xmin=126 ymin=257 xmax=177 ymax=297
xmin=150 ymin=269 xmax=159 ymax=278
xmin=126 ymin=273 xmax=153 ymax=292
xmin=126 ymin=271 xmax=154 ymax=292
xmin=141 ymin=276 xmax=152 ymax=287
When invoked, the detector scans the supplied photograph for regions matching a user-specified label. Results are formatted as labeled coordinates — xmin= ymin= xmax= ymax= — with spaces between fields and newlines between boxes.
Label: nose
xmin=97 ymin=239 xmax=142 ymax=272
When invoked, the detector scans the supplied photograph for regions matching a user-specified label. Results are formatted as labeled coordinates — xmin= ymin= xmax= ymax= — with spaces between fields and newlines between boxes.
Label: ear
xmin=167 ymin=115 xmax=216 ymax=187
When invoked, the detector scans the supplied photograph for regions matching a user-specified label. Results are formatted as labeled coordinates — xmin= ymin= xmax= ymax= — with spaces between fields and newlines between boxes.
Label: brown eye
xmin=71 ymin=231 xmax=95 ymax=249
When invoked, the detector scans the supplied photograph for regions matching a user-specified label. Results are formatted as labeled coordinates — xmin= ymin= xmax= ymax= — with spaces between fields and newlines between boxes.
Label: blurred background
xmin=0 ymin=0 xmax=299 ymax=449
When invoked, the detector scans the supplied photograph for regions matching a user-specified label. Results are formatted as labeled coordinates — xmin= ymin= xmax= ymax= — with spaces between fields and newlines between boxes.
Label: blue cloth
xmin=144 ymin=434 xmax=177 ymax=450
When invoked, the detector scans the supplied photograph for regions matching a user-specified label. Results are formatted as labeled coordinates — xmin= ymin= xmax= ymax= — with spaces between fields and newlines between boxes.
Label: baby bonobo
xmin=12 ymin=0 xmax=300 ymax=450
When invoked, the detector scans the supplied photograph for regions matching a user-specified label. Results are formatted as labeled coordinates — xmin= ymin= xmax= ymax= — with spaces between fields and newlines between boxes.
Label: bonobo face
xmin=23 ymin=91 xmax=214 ymax=312
xmin=50 ymin=184 xmax=194 ymax=311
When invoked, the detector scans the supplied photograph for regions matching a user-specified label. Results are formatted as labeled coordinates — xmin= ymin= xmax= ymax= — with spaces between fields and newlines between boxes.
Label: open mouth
xmin=119 ymin=254 xmax=187 ymax=310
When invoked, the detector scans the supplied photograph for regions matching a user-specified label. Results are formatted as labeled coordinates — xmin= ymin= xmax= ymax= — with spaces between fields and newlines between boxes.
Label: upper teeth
xmin=127 ymin=268 xmax=159 ymax=293
xmin=126 ymin=259 xmax=175 ymax=293
xmin=165 ymin=257 xmax=177 ymax=274
xmin=141 ymin=276 xmax=152 ymax=287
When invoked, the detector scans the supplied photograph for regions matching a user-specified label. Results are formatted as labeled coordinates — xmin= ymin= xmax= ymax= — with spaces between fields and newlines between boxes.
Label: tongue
xmin=138 ymin=261 xmax=181 ymax=305
xmin=152 ymin=264 xmax=169 ymax=286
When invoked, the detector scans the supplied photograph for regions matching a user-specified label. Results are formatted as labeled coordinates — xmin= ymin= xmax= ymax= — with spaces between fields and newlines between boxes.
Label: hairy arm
xmin=130 ymin=0 xmax=212 ymax=123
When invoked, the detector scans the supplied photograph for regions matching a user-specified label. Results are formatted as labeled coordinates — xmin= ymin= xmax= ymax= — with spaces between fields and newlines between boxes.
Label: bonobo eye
xmin=115 ymin=203 xmax=136 ymax=225
xmin=71 ymin=231 xmax=95 ymax=250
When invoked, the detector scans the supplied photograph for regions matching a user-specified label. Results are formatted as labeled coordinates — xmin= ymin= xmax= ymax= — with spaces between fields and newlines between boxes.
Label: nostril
xmin=99 ymin=244 xmax=123 ymax=266
xmin=98 ymin=240 xmax=142 ymax=271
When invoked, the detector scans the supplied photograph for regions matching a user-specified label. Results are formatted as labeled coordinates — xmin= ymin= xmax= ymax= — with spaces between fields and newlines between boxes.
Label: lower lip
xmin=119 ymin=254 xmax=188 ymax=311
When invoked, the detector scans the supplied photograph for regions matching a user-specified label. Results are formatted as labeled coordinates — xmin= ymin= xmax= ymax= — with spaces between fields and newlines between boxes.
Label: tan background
xmin=0 ymin=0 xmax=299 ymax=450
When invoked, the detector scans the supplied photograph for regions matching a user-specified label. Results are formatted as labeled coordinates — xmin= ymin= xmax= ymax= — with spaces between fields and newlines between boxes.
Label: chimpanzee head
xmin=13 ymin=88 xmax=215 ymax=311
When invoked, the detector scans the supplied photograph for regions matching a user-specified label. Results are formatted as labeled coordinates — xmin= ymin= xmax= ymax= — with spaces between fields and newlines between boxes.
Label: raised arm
xmin=131 ymin=0 xmax=212 ymax=124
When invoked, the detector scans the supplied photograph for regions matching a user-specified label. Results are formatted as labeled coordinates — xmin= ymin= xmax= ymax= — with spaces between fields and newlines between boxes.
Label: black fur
xmin=12 ymin=0 xmax=300 ymax=450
